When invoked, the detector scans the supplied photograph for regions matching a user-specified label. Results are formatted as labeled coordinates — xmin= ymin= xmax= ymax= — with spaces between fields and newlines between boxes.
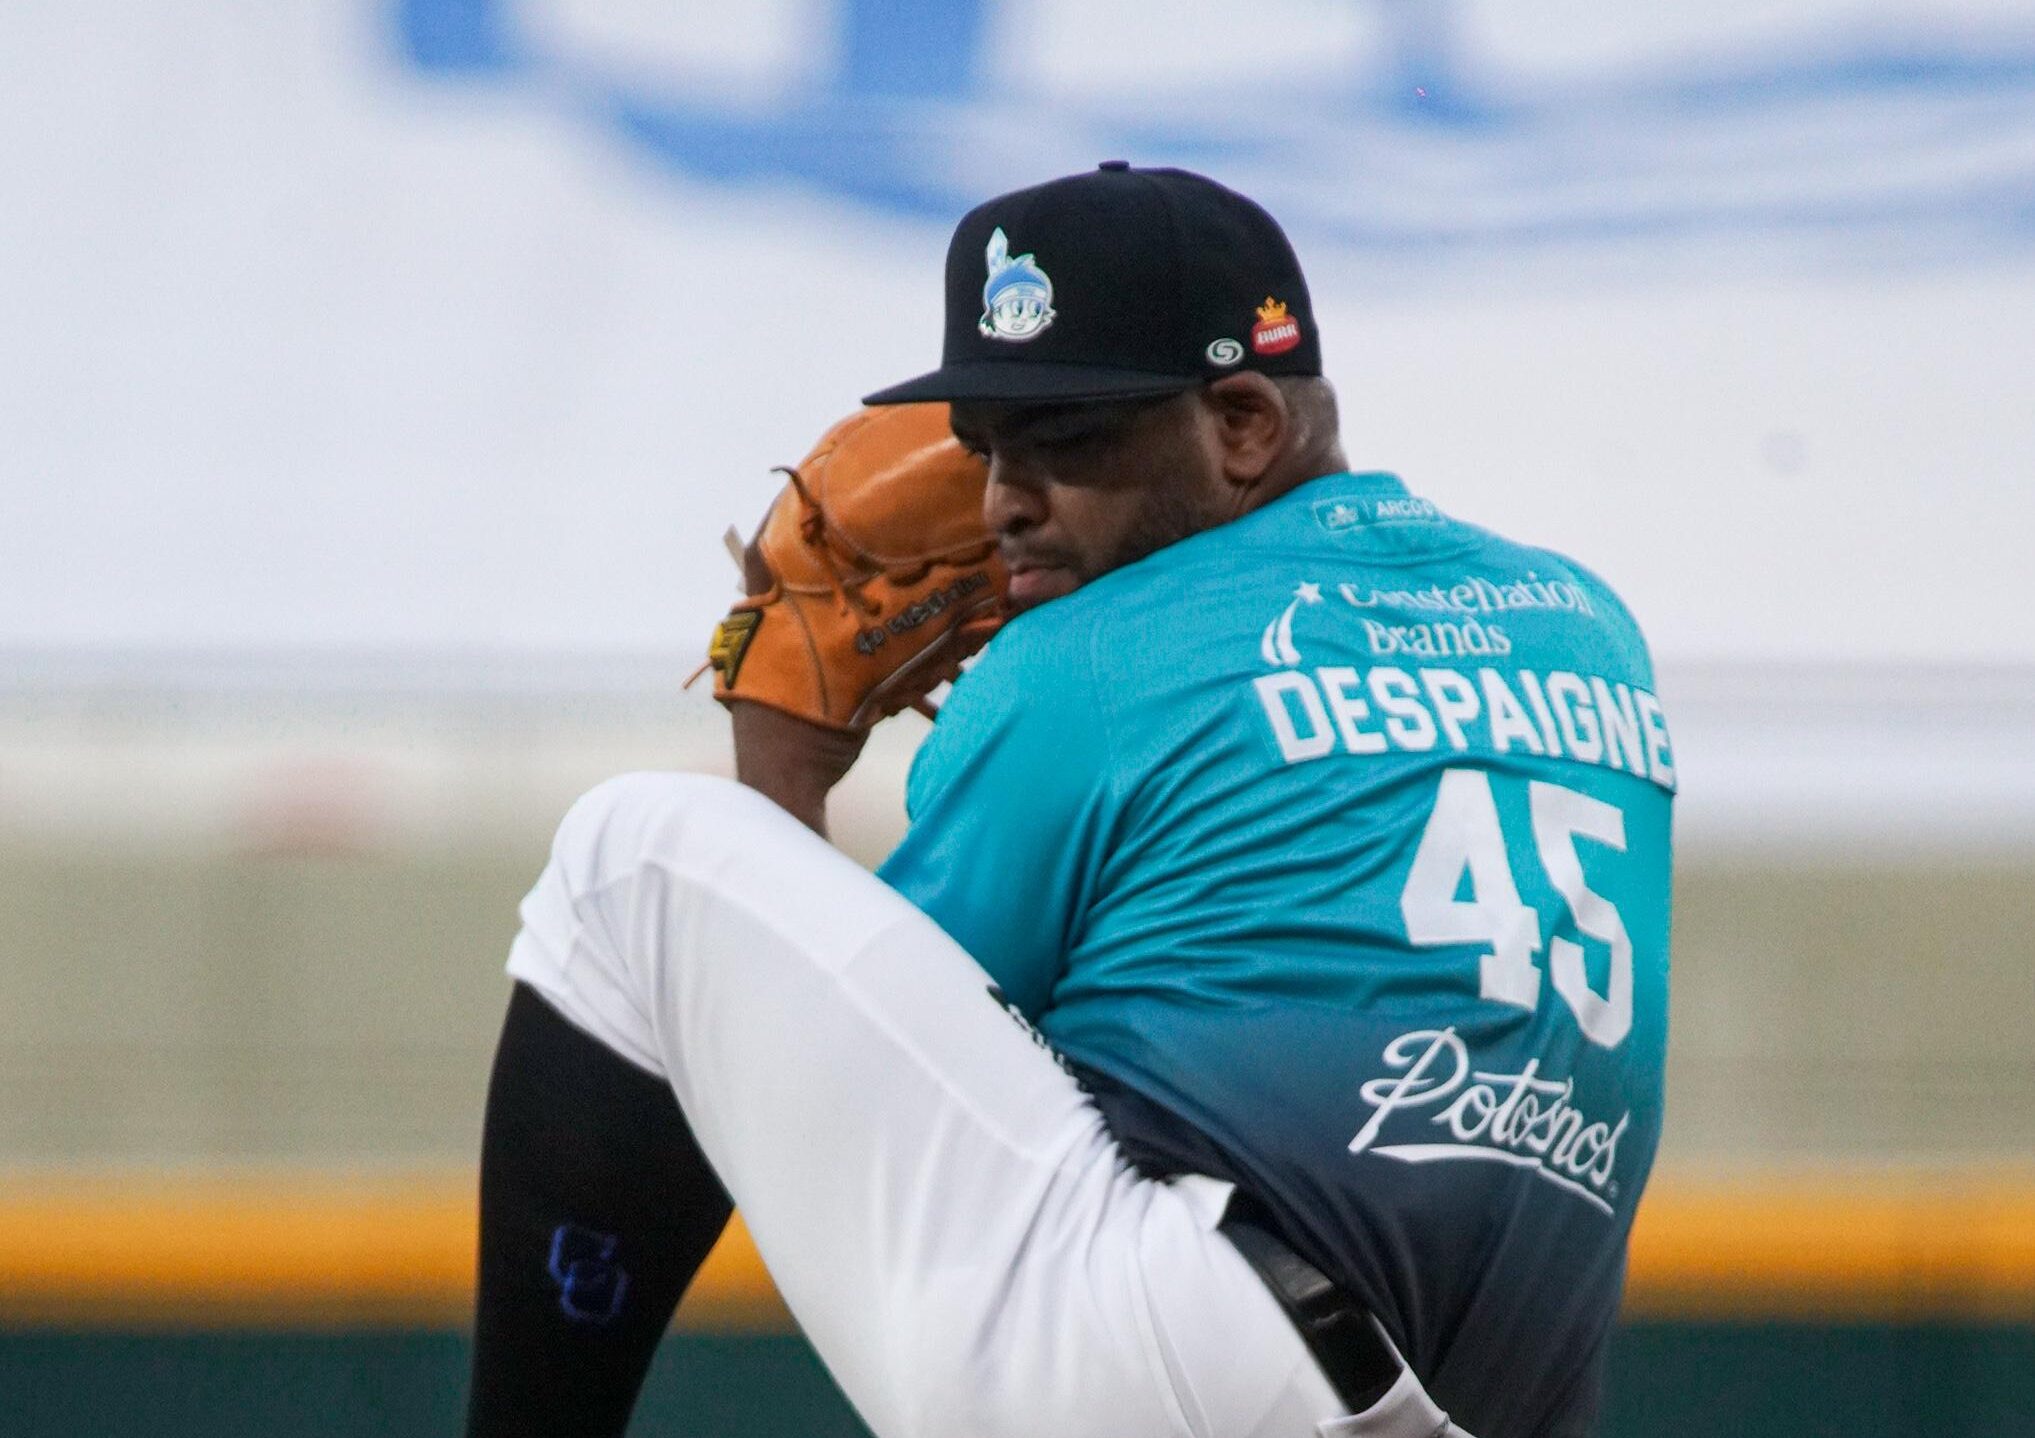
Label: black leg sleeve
xmin=466 ymin=982 xmax=734 ymax=1437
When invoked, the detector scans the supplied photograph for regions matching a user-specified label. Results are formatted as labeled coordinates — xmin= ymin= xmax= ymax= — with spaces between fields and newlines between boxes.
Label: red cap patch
xmin=1250 ymin=297 xmax=1302 ymax=356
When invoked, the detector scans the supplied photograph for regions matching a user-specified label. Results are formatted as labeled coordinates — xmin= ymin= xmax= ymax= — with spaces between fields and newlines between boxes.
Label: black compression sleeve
xmin=466 ymin=982 xmax=734 ymax=1437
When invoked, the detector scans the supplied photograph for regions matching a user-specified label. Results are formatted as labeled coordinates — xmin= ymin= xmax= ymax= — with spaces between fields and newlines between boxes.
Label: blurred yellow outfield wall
xmin=2 ymin=1169 xmax=2033 ymax=1330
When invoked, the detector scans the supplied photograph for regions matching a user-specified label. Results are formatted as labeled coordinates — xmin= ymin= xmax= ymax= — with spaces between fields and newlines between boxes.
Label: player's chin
xmin=1006 ymin=565 xmax=1081 ymax=612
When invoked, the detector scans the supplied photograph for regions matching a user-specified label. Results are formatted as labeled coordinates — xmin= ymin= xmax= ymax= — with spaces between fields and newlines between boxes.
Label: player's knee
xmin=552 ymin=770 xmax=814 ymax=884
xmin=550 ymin=771 xmax=755 ymax=878
xmin=563 ymin=770 xmax=721 ymax=829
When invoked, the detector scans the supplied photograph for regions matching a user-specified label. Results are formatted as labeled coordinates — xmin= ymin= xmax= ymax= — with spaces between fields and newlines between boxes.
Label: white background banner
xmin=3 ymin=0 xmax=2034 ymax=665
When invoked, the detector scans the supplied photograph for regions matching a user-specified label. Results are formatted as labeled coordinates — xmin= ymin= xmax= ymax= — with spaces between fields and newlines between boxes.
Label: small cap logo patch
xmin=1251 ymin=297 xmax=1302 ymax=356
xmin=979 ymin=228 xmax=1056 ymax=342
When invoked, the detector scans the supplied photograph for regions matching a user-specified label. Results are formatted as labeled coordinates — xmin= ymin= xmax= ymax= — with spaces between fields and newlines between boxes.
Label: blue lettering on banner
xmin=391 ymin=0 xmax=515 ymax=72
xmin=388 ymin=0 xmax=2035 ymax=268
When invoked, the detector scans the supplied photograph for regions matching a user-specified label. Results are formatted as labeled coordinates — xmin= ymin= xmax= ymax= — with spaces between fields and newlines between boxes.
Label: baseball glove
xmin=698 ymin=403 xmax=1008 ymax=732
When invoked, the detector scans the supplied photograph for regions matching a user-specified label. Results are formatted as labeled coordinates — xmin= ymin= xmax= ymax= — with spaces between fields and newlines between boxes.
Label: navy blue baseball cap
xmin=864 ymin=163 xmax=1321 ymax=406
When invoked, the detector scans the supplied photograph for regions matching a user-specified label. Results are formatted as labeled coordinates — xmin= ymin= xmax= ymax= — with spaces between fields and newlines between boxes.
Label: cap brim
xmin=863 ymin=360 xmax=1200 ymax=407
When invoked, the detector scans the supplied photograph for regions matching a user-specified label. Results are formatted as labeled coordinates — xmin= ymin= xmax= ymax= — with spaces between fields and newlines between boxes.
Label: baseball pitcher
xmin=465 ymin=165 xmax=1673 ymax=1438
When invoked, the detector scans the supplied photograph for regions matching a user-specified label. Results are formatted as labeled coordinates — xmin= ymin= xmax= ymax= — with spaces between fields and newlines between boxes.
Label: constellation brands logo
xmin=1259 ymin=582 xmax=1324 ymax=666
xmin=1348 ymin=1028 xmax=1628 ymax=1216
xmin=1340 ymin=574 xmax=1595 ymax=620
xmin=1360 ymin=617 xmax=1511 ymax=660
xmin=1260 ymin=569 xmax=1594 ymax=672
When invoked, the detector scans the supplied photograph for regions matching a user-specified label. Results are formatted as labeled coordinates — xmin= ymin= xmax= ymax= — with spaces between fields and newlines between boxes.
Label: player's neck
xmin=1235 ymin=443 xmax=1348 ymax=518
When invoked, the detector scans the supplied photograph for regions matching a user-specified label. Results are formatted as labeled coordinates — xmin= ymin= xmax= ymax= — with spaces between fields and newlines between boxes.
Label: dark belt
xmin=1218 ymin=1196 xmax=1401 ymax=1414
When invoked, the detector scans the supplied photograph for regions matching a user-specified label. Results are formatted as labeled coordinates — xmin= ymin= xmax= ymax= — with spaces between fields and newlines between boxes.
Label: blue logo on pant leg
xmin=547 ymin=1223 xmax=630 ymax=1325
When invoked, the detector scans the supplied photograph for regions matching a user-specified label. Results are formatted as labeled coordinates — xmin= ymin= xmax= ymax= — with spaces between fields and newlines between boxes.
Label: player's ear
xmin=1201 ymin=373 xmax=1288 ymax=491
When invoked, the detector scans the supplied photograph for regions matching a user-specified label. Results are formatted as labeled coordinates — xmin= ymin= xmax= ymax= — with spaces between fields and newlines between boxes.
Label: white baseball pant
xmin=505 ymin=772 xmax=1467 ymax=1438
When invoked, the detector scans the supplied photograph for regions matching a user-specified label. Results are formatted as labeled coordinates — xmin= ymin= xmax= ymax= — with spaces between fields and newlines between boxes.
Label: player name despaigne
xmin=1253 ymin=664 xmax=1675 ymax=792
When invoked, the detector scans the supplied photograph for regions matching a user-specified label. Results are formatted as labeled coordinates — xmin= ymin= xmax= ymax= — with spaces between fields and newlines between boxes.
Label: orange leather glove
xmin=701 ymin=403 xmax=1008 ymax=732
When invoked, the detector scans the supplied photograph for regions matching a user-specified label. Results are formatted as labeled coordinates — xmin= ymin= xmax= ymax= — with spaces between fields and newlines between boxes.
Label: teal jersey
xmin=879 ymin=471 xmax=1673 ymax=1438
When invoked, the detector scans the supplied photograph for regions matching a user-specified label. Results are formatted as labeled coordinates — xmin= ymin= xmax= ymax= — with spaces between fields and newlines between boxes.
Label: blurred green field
xmin=4 ymin=844 xmax=2032 ymax=1168
xmin=5 ymin=1323 xmax=2034 ymax=1438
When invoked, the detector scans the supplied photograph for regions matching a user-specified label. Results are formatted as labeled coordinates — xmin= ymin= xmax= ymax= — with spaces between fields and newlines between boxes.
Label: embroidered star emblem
xmin=1295 ymin=582 xmax=1322 ymax=604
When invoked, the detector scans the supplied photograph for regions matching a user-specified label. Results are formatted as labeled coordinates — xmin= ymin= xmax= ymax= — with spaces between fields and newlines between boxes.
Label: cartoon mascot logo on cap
xmin=979 ymin=228 xmax=1056 ymax=342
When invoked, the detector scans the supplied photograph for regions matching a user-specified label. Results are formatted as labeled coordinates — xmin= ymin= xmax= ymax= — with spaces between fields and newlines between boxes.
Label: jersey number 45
xmin=1401 ymin=769 xmax=1634 ymax=1049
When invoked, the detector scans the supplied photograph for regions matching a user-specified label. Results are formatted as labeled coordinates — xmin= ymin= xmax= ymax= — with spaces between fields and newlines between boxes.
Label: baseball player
xmin=465 ymin=165 xmax=1673 ymax=1438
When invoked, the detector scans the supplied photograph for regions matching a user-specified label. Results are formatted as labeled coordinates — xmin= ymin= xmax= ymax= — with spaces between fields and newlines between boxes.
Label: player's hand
xmin=699 ymin=404 xmax=1007 ymax=829
xmin=725 ymin=513 xmax=864 ymax=831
